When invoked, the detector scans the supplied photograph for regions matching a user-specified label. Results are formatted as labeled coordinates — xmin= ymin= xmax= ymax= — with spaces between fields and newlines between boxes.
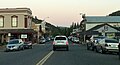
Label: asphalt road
xmin=0 ymin=41 xmax=120 ymax=65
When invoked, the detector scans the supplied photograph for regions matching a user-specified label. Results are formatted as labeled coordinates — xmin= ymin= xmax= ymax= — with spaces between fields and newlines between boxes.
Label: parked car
xmin=45 ymin=37 xmax=51 ymax=42
xmin=87 ymin=36 xmax=106 ymax=51
xmin=72 ymin=37 xmax=80 ymax=43
xmin=95 ymin=38 xmax=119 ymax=54
xmin=24 ymin=41 xmax=33 ymax=49
xmin=39 ymin=37 xmax=46 ymax=44
xmin=53 ymin=35 xmax=69 ymax=51
xmin=5 ymin=39 xmax=24 ymax=51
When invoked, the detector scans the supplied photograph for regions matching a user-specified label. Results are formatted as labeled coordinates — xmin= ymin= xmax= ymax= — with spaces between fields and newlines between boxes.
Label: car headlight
xmin=13 ymin=46 xmax=19 ymax=48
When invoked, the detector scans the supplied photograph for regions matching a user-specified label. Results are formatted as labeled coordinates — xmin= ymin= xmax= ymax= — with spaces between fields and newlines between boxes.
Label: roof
xmin=86 ymin=16 xmax=120 ymax=23
xmin=0 ymin=29 xmax=36 ymax=34
xmin=0 ymin=8 xmax=32 ymax=14
xmin=32 ymin=18 xmax=42 ymax=24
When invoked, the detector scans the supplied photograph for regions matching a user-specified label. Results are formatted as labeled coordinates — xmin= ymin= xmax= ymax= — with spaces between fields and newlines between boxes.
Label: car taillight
xmin=105 ymin=44 xmax=108 ymax=47
xmin=66 ymin=42 xmax=68 ymax=45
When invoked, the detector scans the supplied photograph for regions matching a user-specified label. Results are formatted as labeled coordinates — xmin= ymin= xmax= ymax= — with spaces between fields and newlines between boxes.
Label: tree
xmin=76 ymin=22 xmax=80 ymax=28
xmin=109 ymin=10 xmax=120 ymax=16
xmin=35 ymin=16 xmax=38 ymax=19
xmin=73 ymin=23 xmax=77 ymax=29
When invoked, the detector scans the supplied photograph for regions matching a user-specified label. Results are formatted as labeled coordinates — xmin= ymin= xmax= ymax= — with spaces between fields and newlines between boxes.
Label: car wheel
xmin=17 ymin=47 xmax=21 ymax=51
xmin=87 ymin=44 xmax=90 ymax=50
xmin=66 ymin=47 xmax=69 ymax=51
xmin=99 ymin=47 xmax=105 ymax=54
xmin=53 ymin=47 xmax=56 ymax=51
xmin=30 ymin=46 xmax=33 ymax=49
xmin=91 ymin=47 xmax=94 ymax=51
xmin=22 ymin=47 xmax=24 ymax=50
xmin=95 ymin=47 xmax=98 ymax=53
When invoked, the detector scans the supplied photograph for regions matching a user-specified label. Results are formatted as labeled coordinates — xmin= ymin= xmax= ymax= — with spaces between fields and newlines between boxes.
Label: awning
xmin=0 ymin=29 xmax=37 ymax=34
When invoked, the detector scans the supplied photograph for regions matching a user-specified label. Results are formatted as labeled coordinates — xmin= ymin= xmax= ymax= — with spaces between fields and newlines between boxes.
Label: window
xmin=55 ymin=37 xmax=66 ymax=40
xmin=0 ymin=15 xmax=4 ymax=27
xmin=104 ymin=25 xmax=108 ymax=31
xmin=24 ymin=18 xmax=27 ymax=28
xmin=11 ymin=15 xmax=18 ymax=27
xmin=105 ymin=39 xmax=119 ymax=43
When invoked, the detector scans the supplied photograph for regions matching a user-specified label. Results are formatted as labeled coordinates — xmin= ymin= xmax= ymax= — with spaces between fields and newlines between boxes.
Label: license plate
xmin=111 ymin=45 xmax=117 ymax=47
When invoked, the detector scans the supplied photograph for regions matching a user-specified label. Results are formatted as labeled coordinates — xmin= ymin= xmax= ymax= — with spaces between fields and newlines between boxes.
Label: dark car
xmin=24 ymin=41 xmax=33 ymax=49
xmin=87 ymin=36 xmax=106 ymax=51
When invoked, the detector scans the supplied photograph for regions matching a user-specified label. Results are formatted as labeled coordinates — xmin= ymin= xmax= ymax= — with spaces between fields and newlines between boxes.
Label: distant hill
xmin=109 ymin=10 xmax=120 ymax=16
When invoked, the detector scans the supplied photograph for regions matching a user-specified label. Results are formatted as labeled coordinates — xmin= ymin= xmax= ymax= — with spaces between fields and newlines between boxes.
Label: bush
xmin=0 ymin=43 xmax=2 ymax=46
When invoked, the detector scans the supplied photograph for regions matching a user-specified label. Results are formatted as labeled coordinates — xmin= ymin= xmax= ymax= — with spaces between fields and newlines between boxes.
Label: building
xmin=86 ymin=23 xmax=120 ymax=38
xmin=0 ymin=8 xmax=36 ymax=43
xmin=85 ymin=16 xmax=120 ymax=39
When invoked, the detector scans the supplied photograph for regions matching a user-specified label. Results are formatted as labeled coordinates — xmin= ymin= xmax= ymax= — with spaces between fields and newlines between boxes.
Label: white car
xmin=72 ymin=37 xmax=79 ymax=43
xmin=5 ymin=39 xmax=24 ymax=51
xmin=53 ymin=35 xmax=69 ymax=51
xmin=95 ymin=38 xmax=119 ymax=54
xmin=39 ymin=37 xmax=46 ymax=44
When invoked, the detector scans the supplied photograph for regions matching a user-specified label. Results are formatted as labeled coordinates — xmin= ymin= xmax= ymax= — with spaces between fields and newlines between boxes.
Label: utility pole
xmin=80 ymin=13 xmax=86 ymax=44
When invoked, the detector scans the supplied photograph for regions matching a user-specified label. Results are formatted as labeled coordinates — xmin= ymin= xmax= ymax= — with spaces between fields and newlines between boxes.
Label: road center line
xmin=36 ymin=51 xmax=54 ymax=65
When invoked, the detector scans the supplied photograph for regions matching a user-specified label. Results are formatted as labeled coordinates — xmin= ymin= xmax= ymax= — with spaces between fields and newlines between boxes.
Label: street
xmin=0 ymin=41 xmax=120 ymax=65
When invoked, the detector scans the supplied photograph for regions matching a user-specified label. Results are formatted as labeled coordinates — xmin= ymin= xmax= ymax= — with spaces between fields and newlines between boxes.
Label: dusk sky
xmin=0 ymin=0 xmax=120 ymax=27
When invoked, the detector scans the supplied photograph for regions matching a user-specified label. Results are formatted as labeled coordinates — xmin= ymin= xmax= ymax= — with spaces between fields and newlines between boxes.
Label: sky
xmin=0 ymin=0 xmax=120 ymax=27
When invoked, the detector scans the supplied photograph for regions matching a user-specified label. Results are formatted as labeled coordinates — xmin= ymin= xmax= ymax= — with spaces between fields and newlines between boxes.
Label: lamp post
xmin=80 ymin=13 xmax=86 ymax=44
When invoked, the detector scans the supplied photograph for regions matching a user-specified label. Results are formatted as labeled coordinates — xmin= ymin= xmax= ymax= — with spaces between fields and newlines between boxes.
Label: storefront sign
xmin=21 ymin=34 xmax=27 ymax=38
xmin=107 ymin=33 xmax=115 ymax=38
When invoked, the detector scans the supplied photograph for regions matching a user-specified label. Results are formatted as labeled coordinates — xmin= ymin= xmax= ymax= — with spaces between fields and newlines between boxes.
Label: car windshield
xmin=75 ymin=38 xmax=79 ymax=40
xmin=8 ymin=40 xmax=19 ymax=44
xmin=94 ymin=37 xmax=105 ymax=39
xmin=55 ymin=37 xmax=66 ymax=40
xmin=105 ymin=39 xmax=119 ymax=43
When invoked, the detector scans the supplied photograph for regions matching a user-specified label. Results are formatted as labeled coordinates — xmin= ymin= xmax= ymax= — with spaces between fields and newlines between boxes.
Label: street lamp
xmin=80 ymin=13 xmax=86 ymax=44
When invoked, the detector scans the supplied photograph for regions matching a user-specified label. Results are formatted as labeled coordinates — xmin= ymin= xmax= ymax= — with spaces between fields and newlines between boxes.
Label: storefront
xmin=0 ymin=29 xmax=37 ymax=44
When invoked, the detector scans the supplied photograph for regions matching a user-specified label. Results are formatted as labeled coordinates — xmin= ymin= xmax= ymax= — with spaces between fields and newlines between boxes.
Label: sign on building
xmin=21 ymin=34 xmax=27 ymax=38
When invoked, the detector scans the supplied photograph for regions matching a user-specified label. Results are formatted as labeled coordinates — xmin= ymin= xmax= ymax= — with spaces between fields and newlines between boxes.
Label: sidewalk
xmin=0 ymin=45 xmax=5 ymax=51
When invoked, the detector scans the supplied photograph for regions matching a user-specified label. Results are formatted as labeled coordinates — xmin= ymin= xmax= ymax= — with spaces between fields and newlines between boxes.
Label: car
xmin=24 ymin=41 xmax=33 ymax=49
xmin=72 ymin=37 xmax=80 ymax=43
xmin=95 ymin=38 xmax=119 ymax=54
xmin=5 ymin=39 xmax=24 ymax=51
xmin=87 ymin=36 xmax=106 ymax=51
xmin=45 ymin=37 xmax=51 ymax=42
xmin=39 ymin=37 xmax=46 ymax=44
xmin=53 ymin=35 xmax=69 ymax=51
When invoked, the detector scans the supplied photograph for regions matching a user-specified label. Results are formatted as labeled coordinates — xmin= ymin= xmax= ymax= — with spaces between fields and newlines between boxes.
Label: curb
xmin=0 ymin=45 xmax=5 ymax=51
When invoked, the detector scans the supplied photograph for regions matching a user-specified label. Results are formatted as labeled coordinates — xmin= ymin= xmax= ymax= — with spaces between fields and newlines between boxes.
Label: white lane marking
xmin=36 ymin=51 xmax=54 ymax=65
